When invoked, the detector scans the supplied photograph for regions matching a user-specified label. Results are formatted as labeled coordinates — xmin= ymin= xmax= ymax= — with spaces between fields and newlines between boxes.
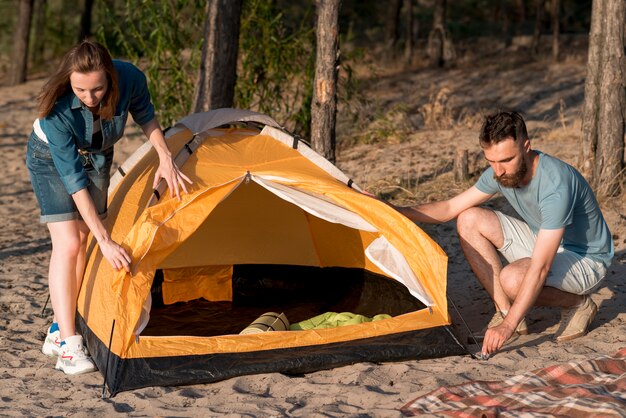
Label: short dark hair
xmin=479 ymin=111 xmax=528 ymax=147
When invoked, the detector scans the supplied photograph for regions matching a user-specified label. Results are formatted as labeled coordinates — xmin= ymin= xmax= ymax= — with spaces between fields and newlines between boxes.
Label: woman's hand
xmin=99 ymin=237 xmax=132 ymax=272
xmin=141 ymin=119 xmax=193 ymax=201
xmin=153 ymin=155 xmax=192 ymax=201
xmin=71 ymin=189 xmax=131 ymax=272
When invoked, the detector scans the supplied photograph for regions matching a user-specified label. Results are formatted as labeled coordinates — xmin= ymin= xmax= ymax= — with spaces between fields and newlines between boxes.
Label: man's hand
xmin=481 ymin=321 xmax=516 ymax=358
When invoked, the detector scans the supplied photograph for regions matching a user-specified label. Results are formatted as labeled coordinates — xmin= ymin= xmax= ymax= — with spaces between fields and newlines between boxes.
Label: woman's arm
xmin=141 ymin=119 xmax=192 ymax=200
xmin=72 ymin=189 xmax=131 ymax=272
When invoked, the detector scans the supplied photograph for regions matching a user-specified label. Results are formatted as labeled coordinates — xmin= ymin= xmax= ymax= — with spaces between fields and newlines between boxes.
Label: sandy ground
xmin=0 ymin=43 xmax=624 ymax=417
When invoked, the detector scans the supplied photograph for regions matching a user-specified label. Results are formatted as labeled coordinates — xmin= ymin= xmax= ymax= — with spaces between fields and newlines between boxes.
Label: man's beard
xmin=494 ymin=158 xmax=528 ymax=188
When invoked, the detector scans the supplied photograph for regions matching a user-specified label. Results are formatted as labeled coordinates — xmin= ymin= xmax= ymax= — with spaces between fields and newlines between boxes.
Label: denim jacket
xmin=33 ymin=60 xmax=156 ymax=195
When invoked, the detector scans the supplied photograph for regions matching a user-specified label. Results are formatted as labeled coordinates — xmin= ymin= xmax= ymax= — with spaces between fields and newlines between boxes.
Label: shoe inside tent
xmin=76 ymin=109 xmax=467 ymax=395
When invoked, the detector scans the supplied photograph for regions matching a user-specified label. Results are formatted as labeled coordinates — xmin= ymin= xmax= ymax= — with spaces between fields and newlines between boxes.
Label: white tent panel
xmin=252 ymin=175 xmax=376 ymax=232
xmin=365 ymin=237 xmax=433 ymax=307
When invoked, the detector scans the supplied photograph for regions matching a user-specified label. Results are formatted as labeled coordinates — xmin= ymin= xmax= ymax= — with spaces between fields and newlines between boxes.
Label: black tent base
xmin=77 ymin=314 xmax=467 ymax=397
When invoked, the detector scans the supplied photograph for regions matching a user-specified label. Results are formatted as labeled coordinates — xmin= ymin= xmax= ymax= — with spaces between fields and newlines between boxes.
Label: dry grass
xmin=372 ymin=171 xmax=474 ymax=206
xmin=336 ymin=43 xmax=626 ymax=218
xmin=420 ymin=88 xmax=455 ymax=130
xmin=357 ymin=104 xmax=414 ymax=144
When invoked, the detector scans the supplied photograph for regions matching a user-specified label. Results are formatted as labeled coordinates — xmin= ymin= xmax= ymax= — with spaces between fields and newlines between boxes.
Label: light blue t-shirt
xmin=475 ymin=151 xmax=614 ymax=267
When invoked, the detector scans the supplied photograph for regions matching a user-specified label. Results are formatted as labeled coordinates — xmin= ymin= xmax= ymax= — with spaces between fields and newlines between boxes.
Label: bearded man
xmin=393 ymin=111 xmax=614 ymax=357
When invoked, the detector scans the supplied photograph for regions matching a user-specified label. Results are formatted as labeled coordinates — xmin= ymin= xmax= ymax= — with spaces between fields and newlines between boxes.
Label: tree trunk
xmin=383 ymin=0 xmax=402 ymax=59
xmin=427 ymin=0 xmax=454 ymax=67
xmin=403 ymin=0 xmax=414 ymax=67
xmin=77 ymin=0 xmax=94 ymax=42
xmin=30 ymin=0 xmax=46 ymax=68
xmin=512 ymin=0 xmax=526 ymax=43
xmin=515 ymin=0 xmax=526 ymax=26
xmin=551 ymin=0 xmax=560 ymax=62
xmin=454 ymin=149 xmax=469 ymax=182
xmin=499 ymin=0 xmax=512 ymax=46
xmin=531 ymin=0 xmax=546 ymax=56
xmin=580 ymin=0 xmax=626 ymax=197
xmin=310 ymin=0 xmax=341 ymax=163
xmin=9 ymin=0 xmax=34 ymax=86
xmin=192 ymin=0 xmax=242 ymax=112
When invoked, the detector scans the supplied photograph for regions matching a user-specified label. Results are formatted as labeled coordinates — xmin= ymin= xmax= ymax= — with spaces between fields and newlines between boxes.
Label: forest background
xmin=0 ymin=1 xmax=599 ymax=127
xmin=2 ymin=0 xmax=623 ymax=217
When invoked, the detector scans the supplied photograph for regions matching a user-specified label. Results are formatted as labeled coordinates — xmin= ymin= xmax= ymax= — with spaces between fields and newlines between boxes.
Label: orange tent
xmin=77 ymin=109 xmax=465 ymax=395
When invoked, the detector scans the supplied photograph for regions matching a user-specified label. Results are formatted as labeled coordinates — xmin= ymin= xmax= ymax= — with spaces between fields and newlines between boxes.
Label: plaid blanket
xmin=401 ymin=348 xmax=626 ymax=417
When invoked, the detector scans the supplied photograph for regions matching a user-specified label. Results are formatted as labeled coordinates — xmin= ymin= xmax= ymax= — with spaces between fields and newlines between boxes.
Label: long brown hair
xmin=37 ymin=40 xmax=119 ymax=120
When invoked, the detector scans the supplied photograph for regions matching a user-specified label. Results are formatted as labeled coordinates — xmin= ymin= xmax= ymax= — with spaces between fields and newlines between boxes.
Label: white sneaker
xmin=55 ymin=335 xmax=97 ymax=375
xmin=42 ymin=325 xmax=61 ymax=357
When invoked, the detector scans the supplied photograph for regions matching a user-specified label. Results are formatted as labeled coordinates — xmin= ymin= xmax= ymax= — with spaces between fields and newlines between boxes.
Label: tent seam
xmin=134 ymin=177 xmax=245 ymax=272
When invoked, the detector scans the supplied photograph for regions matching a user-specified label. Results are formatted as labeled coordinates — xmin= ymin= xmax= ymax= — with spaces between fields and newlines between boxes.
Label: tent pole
xmin=40 ymin=294 xmax=50 ymax=318
xmin=446 ymin=295 xmax=480 ymax=359
xmin=101 ymin=319 xmax=116 ymax=399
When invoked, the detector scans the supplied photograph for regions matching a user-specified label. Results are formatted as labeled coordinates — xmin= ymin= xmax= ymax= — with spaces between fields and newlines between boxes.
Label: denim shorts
xmin=26 ymin=133 xmax=113 ymax=223
xmin=494 ymin=211 xmax=607 ymax=295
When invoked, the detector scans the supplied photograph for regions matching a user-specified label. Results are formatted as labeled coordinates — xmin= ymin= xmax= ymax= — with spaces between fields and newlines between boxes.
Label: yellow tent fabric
xmin=77 ymin=109 xmax=452 ymax=363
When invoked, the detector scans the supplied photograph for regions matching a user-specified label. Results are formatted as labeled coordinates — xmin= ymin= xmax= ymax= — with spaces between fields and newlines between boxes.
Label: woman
xmin=26 ymin=40 xmax=191 ymax=375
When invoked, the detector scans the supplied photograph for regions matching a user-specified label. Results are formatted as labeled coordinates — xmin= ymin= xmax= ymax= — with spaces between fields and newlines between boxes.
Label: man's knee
xmin=500 ymin=265 xmax=520 ymax=298
xmin=457 ymin=207 xmax=492 ymax=237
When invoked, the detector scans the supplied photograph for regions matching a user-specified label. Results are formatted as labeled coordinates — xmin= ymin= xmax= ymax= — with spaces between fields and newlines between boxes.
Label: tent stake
xmin=101 ymin=319 xmax=116 ymax=399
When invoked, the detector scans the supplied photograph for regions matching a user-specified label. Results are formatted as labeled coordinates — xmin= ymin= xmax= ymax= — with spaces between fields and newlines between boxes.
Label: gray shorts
xmin=494 ymin=211 xmax=607 ymax=295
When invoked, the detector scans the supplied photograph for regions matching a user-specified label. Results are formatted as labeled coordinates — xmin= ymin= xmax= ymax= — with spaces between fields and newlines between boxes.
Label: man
xmin=393 ymin=111 xmax=614 ymax=358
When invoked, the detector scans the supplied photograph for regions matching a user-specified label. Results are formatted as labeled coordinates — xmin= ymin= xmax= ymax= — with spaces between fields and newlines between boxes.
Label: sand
xmin=0 ymin=46 xmax=624 ymax=417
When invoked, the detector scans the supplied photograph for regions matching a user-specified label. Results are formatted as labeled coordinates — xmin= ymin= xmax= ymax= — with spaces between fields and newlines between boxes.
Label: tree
xmin=514 ymin=0 xmax=526 ymax=27
xmin=551 ymin=0 xmax=561 ymax=61
xmin=531 ymin=0 xmax=546 ymax=56
xmin=383 ymin=0 xmax=402 ymax=59
xmin=580 ymin=0 xmax=626 ymax=197
xmin=30 ymin=0 xmax=47 ymax=69
xmin=497 ymin=0 xmax=513 ymax=46
xmin=403 ymin=0 xmax=414 ymax=67
xmin=427 ymin=0 xmax=454 ymax=67
xmin=499 ymin=0 xmax=525 ymax=46
xmin=9 ymin=0 xmax=34 ymax=86
xmin=77 ymin=0 xmax=94 ymax=42
xmin=310 ymin=0 xmax=341 ymax=163
xmin=192 ymin=0 xmax=243 ymax=112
